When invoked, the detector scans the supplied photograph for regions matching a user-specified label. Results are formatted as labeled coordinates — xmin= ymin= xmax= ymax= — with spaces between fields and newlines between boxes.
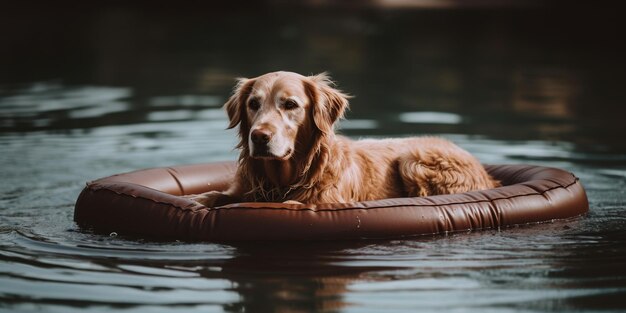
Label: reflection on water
xmin=398 ymin=111 xmax=463 ymax=124
xmin=0 ymin=83 xmax=131 ymax=129
xmin=1 ymin=2 xmax=626 ymax=312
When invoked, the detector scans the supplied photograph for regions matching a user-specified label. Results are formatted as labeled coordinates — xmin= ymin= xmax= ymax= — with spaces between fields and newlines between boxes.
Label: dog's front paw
xmin=183 ymin=191 xmax=232 ymax=207
xmin=282 ymin=200 xmax=303 ymax=205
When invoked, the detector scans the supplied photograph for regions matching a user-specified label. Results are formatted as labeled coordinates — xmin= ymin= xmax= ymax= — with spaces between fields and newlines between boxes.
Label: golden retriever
xmin=189 ymin=71 xmax=499 ymax=206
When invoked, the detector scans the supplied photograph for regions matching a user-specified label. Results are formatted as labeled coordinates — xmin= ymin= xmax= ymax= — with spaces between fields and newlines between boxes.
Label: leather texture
xmin=74 ymin=162 xmax=589 ymax=241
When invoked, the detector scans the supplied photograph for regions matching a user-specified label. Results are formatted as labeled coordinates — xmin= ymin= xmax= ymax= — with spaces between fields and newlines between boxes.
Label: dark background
xmin=2 ymin=1 xmax=625 ymax=151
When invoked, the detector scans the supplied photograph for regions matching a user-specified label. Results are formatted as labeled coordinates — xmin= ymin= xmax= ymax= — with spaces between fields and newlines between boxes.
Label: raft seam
xmin=216 ymin=180 xmax=580 ymax=212
xmin=166 ymin=167 xmax=185 ymax=195
xmin=83 ymin=177 xmax=580 ymax=214
xmin=85 ymin=183 xmax=201 ymax=213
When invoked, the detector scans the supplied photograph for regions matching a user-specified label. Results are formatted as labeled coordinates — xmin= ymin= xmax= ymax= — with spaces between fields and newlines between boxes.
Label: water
xmin=1 ymin=3 xmax=626 ymax=312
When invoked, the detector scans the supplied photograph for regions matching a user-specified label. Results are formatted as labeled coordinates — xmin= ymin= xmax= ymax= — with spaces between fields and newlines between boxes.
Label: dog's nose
xmin=251 ymin=129 xmax=272 ymax=145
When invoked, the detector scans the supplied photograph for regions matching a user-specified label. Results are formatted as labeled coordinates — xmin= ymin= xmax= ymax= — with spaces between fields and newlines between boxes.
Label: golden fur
xmin=190 ymin=71 xmax=499 ymax=206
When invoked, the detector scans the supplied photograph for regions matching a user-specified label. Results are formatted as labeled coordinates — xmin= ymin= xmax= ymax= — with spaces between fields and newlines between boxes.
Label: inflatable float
xmin=74 ymin=162 xmax=588 ymax=241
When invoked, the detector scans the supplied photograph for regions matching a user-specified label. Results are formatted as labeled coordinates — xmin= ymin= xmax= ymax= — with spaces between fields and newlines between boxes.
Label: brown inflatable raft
xmin=74 ymin=162 xmax=589 ymax=241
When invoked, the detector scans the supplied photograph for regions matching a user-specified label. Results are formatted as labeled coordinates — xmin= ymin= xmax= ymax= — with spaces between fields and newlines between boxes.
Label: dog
xmin=189 ymin=71 xmax=499 ymax=206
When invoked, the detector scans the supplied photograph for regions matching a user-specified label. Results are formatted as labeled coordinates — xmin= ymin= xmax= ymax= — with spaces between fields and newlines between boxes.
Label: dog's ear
xmin=225 ymin=77 xmax=255 ymax=129
xmin=304 ymin=73 xmax=350 ymax=135
xmin=224 ymin=78 xmax=255 ymax=142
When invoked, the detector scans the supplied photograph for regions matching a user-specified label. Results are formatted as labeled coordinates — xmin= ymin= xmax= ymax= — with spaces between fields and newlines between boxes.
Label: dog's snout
xmin=251 ymin=129 xmax=272 ymax=145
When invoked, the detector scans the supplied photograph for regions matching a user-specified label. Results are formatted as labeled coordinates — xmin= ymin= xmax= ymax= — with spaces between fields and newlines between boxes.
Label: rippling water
xmin=2 ymin=2 xmax=626 ymax=312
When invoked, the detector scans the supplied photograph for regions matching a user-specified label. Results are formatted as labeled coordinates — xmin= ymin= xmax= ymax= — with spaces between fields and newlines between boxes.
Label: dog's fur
xmin=190 ymin=71 xmax=499 ymax=206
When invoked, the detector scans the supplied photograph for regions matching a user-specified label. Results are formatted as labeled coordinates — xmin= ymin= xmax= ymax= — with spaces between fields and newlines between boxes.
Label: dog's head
xmin=224 ymin=71 xmax=349 ymax=160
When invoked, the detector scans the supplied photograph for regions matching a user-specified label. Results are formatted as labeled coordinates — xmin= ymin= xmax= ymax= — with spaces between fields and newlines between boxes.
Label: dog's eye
xmin=283 ymin=100 xmax=299 ymax=110
xmin=248 ymin=99 xmax=260 ymax=111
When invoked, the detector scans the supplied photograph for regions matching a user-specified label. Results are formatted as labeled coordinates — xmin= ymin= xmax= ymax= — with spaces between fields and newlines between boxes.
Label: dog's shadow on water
xmin=201 ymin=240 xmax=401 ymax=312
